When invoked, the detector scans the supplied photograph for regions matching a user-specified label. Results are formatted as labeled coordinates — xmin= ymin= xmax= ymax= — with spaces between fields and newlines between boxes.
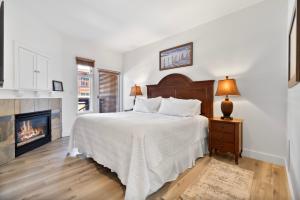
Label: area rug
xmin=180 ymin=159 xmax=254 ymax=200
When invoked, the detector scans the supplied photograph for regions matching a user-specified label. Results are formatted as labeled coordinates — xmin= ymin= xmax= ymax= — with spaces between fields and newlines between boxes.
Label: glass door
xmin=77 ymin=64 xmax=93 ymax=112
xmin=98 ymin=69 xmax=120 ymax=113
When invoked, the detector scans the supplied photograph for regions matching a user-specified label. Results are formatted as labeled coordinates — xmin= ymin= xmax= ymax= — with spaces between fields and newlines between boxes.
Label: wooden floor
xmin=0 ymin=137 xmax=290 ymax=200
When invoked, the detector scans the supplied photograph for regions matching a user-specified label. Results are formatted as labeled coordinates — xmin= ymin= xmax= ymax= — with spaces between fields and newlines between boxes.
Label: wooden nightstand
xmin=209 ymin=117 xmax=243 ymax=164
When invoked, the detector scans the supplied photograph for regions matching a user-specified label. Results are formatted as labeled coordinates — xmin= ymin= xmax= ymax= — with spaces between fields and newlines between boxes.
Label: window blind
xmin=76 ymin=57 xmax=95 ymax=67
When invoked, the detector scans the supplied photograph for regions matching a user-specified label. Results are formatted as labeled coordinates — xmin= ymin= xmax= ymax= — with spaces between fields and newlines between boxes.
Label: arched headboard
xmin=147 ymin=74 xmax=214 ymax=118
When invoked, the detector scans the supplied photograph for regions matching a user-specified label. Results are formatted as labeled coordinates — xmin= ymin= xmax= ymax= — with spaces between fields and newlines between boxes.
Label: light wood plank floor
xmin=0 ymin=137 xmax=290 ymax=200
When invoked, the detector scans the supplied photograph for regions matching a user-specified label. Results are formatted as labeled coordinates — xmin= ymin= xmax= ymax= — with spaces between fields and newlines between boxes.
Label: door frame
xmin=94 ymin=69 xmax=121 ymax=113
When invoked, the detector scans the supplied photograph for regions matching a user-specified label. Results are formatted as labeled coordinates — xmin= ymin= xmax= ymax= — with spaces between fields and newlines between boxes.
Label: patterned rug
xmin=181 ymin=159 xmax=254 ymax=200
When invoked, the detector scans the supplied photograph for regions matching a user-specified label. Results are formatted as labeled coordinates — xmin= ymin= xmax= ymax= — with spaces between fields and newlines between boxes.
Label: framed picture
xmin=52 ymin=80 xmax=63 ymax=91
xmin=288 ymin=2 xmax=300 ymax=88
xmin=159 ymin=42 xmax=193 ymax=71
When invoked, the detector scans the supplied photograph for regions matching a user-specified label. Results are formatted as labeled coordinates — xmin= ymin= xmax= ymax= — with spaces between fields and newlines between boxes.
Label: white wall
xmin=287 ymin=0 xmax=300 ymax=198
xmin=123 ymin=0 xmax=288 ymax=165
xmin=3 ymin=0 xmax=123 ymax=138
xmin=2 ymin=0 xmax=63 ymax=97
xmin=61 ymin=36 xmax=122 ymax=136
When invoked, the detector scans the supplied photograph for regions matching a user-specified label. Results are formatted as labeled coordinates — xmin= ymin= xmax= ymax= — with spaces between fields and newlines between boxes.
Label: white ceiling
xmin=21 ymin=0 xmax=265 ymax=52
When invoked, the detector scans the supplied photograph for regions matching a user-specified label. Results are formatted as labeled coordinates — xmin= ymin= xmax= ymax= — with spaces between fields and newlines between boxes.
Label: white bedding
xmin=68 ymin=111 xmax=208 ymax=200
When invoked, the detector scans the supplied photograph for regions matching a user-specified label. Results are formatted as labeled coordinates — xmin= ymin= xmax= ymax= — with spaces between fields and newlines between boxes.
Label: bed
xmin=68 ymin=74 xmax=214 ymax=200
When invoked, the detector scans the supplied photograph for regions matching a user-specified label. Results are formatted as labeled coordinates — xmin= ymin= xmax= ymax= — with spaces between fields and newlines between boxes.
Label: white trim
xmin=62 ymin=131 xmax=71 ymax=137
xmin=243 ymin=148 xmax=285 ymax=165
xmin=285 ymin=159 xmax=296 ymax=200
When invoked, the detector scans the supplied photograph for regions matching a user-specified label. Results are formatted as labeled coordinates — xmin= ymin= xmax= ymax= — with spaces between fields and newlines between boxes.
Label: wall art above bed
xmin=159 ymin=42 xmax=193 ymax=71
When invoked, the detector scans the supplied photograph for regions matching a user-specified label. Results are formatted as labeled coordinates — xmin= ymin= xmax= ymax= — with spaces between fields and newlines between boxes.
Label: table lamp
xmin=130 ymin=84 xmax=142 ymax=105
xmin=215 ymin=76 xmax=240 ymax=120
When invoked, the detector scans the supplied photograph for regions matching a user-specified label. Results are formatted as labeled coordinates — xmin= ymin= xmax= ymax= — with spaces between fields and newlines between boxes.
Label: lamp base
xmin=221 ymin=97 xmax=233 ymax=120
xmin=221 ymin=116 xmax=233 ymax=120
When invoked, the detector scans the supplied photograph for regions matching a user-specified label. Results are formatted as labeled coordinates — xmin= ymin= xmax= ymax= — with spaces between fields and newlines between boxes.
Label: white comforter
xmin=68 ymin=111 xmax=208 ymax=200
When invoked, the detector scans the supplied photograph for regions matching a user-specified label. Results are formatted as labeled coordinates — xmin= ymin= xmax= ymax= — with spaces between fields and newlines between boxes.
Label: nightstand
xmin=209 ymin=117 xmax=243 ymax=164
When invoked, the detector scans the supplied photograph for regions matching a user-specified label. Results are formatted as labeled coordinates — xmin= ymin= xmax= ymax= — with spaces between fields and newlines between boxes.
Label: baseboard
xmin=62 ymin=131 xmax=70 ymax=137
xmin=243 ymin=148 xmax=285 ymax=165
xmin=285 ymin=159 xmax=296 ymax=200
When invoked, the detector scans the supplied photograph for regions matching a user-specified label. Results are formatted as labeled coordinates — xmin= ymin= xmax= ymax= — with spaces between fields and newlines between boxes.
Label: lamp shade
xmin=130 ymin=85 xmax=143 ymax=96
xmin=216 ymin=76 xmax=240 ymax=96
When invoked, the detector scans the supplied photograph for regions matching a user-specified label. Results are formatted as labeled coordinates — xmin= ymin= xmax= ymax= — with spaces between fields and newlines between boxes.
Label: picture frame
xmin=52 ymin=80 xmax=63 ymax=91
xmin=159 ymin=42 xmax=193 ymax=71
xmin=288 ymin=1 xmax=300 ymax=88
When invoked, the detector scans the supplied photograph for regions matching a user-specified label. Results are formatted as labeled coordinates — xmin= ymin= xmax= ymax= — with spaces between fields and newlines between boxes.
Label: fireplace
xmin=15 ymin=110 xmax=51 ymax=156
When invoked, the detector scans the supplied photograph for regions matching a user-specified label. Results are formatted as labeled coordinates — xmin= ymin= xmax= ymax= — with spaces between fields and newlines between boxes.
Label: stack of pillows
xmin=133 ymin=96 xmax=201 ymax=117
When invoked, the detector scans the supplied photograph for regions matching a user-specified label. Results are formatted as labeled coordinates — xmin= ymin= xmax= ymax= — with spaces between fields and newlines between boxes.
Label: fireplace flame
xmin=18 ymin=121 xmax=45 ymax=143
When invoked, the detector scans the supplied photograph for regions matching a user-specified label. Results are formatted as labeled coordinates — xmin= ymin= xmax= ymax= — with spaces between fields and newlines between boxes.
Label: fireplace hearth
xmin=15 ymin=110 xmax=51 ymax=156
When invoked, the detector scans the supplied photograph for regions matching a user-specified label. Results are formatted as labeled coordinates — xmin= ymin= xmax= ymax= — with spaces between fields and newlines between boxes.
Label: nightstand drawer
xmin=211 ymin=122 xmax=234 ymax=133
xmin=212 ymin=140 xmax=235 ymax=152
xmin=211 ymin=131 xmax=234 ymax=143
xmin=211 ymin=131 xmax=223 ymax=140
xmin=211 ymin=139 xmax=223 ymax=147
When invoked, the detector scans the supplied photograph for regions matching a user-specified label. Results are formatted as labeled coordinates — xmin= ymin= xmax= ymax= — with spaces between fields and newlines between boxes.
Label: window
xmin=76 ymin=57 xmax=95 ymax=113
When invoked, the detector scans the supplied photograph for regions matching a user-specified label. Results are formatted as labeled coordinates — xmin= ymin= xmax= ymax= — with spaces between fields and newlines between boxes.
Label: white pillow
xmin=158 ymin=97 xmax=201 ymax=117
xmin=133 ymin=97 xmax=162 ymax=113
xmin=170 ymin=97 xmax=201 ymax=115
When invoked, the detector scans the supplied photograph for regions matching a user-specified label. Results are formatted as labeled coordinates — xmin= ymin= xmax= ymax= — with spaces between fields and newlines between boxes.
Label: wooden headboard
xmin=147 ymin=74 xmax=215 ymax=118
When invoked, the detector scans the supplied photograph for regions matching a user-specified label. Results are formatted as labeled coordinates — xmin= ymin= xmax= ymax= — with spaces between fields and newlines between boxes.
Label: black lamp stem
xmin=133 ymin=96 xmax=136 ymax=105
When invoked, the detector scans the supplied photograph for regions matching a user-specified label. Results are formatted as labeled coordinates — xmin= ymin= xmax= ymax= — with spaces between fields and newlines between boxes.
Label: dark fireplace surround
xmin=15 ymin=110 xmax=51 ymax=156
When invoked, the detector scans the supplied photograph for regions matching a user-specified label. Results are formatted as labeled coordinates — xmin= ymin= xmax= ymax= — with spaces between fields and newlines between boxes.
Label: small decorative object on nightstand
xmin=130 ymin=84 xmax=142 ymax=105
xmin=209 ymin=117 xmax=243 ymax=164
xmin=215 ymin=76 xmax=240 ymax=120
